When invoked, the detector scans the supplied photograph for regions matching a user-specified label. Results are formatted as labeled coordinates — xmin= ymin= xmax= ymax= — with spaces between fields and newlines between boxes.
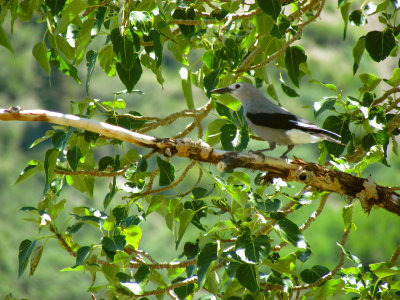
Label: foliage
xmin=1 ymin=0 xmax=400 ymax=299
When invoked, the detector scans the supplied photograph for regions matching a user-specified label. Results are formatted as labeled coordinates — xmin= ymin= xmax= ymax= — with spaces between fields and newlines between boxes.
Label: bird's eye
xmin=235 ymin=84 xmax=241 ymax=89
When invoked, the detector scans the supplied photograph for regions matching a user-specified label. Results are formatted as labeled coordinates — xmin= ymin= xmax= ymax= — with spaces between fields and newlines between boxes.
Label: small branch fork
xmin=1 ymin=108 xmax=399 ymax=215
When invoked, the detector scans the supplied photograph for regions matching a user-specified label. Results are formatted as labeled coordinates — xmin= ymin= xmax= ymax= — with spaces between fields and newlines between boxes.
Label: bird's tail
xmin=318 ymin=129 xmax=344 ymax=145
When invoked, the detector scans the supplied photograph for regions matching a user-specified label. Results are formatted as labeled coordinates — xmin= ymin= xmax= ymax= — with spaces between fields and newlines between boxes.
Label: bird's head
xmin=211 ymin=82 xmax=261 ymax=103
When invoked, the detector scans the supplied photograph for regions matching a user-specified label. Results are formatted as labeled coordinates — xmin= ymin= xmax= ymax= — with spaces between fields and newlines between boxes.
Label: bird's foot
xmin=249 ymin=149 xmax=266 ymax=160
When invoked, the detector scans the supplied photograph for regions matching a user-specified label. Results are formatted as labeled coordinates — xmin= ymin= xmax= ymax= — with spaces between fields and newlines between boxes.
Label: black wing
xmin=246 ymin=112 xmax=341 ymax=139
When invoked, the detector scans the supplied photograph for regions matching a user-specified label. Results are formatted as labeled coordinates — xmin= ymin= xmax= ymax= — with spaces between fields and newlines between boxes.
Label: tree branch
xmin=1 ymin=108 xmax=400 ymax=215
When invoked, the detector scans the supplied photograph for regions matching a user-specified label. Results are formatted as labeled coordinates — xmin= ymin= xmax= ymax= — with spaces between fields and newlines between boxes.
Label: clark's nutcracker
xmin=211 ymin=82 xmax=343 ymax=158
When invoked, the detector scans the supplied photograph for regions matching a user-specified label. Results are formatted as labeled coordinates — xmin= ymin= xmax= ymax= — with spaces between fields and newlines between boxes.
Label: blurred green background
xmin=1 ymin=4 xmax=400 ymax=299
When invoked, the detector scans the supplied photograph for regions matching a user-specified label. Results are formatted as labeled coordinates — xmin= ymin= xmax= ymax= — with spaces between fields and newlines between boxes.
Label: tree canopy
xmin=1 ymin=0 xmax=400 ymax=299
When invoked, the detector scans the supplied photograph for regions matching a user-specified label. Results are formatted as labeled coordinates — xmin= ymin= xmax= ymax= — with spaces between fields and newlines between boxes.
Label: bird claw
xmin=249 ymin=149 xmax=266 ymax=159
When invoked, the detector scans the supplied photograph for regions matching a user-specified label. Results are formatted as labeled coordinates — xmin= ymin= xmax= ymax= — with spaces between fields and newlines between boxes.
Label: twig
xmin=143 ymin=161 xmax=196 ymax=196
xmin=373 ymin=86 xmax=400 ymax=106
xmin=390 ymin=245 xmax=400 ymax=263
xmin=139 ymin=276 xmax=197 ymax=297
xmin=55 ymin=166 xmax=127 ymax=177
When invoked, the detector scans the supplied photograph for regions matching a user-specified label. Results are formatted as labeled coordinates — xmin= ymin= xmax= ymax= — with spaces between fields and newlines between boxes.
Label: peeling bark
xmin=1 ymin=108 xmax=399 ymax=215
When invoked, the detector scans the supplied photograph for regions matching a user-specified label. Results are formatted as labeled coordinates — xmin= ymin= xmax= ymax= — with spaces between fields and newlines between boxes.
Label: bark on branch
xmin=1 ymin=108 xmax=399 ymax=215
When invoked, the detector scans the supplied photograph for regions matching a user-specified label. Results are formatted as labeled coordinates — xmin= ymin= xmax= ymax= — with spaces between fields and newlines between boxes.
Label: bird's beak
xmin=210 ymin=87 xmax=232 ymax=94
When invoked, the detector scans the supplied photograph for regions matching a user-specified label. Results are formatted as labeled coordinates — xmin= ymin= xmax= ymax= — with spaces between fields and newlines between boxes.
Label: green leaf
xmin=103 ymin=177 xmax=117 ymax=209
xmin=75 ymin=18 xmax=95 ymax=65
xmin=15 ymin=160 xmax=44 ymax=184
xmin=29 ymin=244 xmax=44 ymax=276
xmin=66 ymin=222 xmax=84 ymax=234
xmin=116 ymin=58 xmax=142 ymax=93
xmin=156 ymin=157 xmax=175 ymax=186
xmin=322 ymin=115 xmax=351 ymax=157
xmin=315 ymin=278 xmax=345 ymax=298
xmin=140 ymin=53 xmax=165 ymax=86
xmin=340 ymin=2 xmax=351 ymax=39
xmin=220 ymin=123 xmax=249 ymax=152
xmin=66 ymin=174 xmax=94 ymax=198
xmin=384 ymin=68 xmax=400 ymax=87
xmin=336 ymin=243 xmax=364 ymax=273
xmin=55 ymin=34 xmax=75 ymax=61
xmin=172 ymin=7 xmax=195 ymax=38
xmin=48 ymin=199 xmax=66 ymax=219
xmin=300 ymin=265 xmax=330 ymax=283
xmin=370 ymin=262 xmax=400 ymax=278
xmin=180 ymin=67 xmax=194 ymax=109
xmin=173 ymin=277 xmax=195 ymax=299
xmin=229 ymin=172 xmax=251 ymax=187
xmin=111 ymin=28 xmax=140 ymax=70
xmin=281 ymin=83 xmax=299 ymax=97
xmin=44 ymin=148 xmax=59 ymax=194
xmin=265 ymin=253 xmax=297 ymax=273
xmin=17 ymin=0 xmax=41 ymax=21
xmin=18 ymin=239 xmax=36 ymax=277
xmin=98 ymin=156 xmax=115 ymax=171
xmin=98 ymin=44 xmax=116 ymax=76
xmin=197 ymin=242 xmax=218 ymax=288
xmin=102 ymin=99 xmax=126 ymax=109
xmin=276 ymin=218 xmax=306 ymax=249
xmin=349 ymin=9 xmax=366 ymax=26
xmin=235 ymin=230 xmax=270 ymax=263
xmin=365 ymin=30 xmax=396 ymax=62
xmin=342 ymin=204 xmax=353 ymax=230
xmin=235 ymin=263 xmax=258 ymax=292
xmin=285 ymin=46 xmax=307 ymax=87
xmin=352 ymin=36 xmax=365 ymax=75
xmin=48 ymin=48 xmax=81 ymax=84
xmin=204 ymin=69 xmax=220 ymax=98
xmin=102 ymin=235 xmax=126 ymax=260
xmin=86 ymin=50 xmax=97 ymax=96
xmin=122 ymin=148 xmax=140 ymax=164
xmin=359 ymin=73 xmax=382 ymax=93
xmin=123 ymin=225 xmax=142 ymax=249
xmin=203 ymin=50 xmax=219 ymax=69
xmin=177 ymin=209 xmax=195 ymax=247
xmin=67 ymin=146 xmax=82 ymax=171
xmin=361 ymin=131 xmax=389 ymax=165
xmin=183 ymin=200 xmax=207 ymax=231
xmin=152 ymin=30 xmax=163 ymax=68
xmin=270 ymin=15 xmax=290 ymax=39
xmin=55 ymin=0 xmax=88 ymax=34
xmin=75 ymin=246 xmax=90 ymax=267
xmin=313 ymin=97 xmax=336 ymax=118
xmin=134 ymin=265 xmax=150 ymax=283
xmin=256 ymin=198 xmax=281 ymax=212
xmin=205 ymin=119 xmax=228 ymax=146
xmin=221 ymin=123 xmax=238 ymax=151
xmin=32 ymin=42 xmax=49 ymax=74
xmin=257 ymin=0 xmax=281 ymax=20
xmin=184 ymin=241 xmax=199 ymax=259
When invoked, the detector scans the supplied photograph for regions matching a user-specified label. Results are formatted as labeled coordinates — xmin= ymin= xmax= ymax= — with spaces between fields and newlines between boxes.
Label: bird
xmin=211 ymin=82 xmax=343 ymax=158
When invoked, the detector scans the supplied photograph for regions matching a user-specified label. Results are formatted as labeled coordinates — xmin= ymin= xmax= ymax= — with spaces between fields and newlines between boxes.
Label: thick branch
xmin=1 ymin=108 xmax=399 ymax=215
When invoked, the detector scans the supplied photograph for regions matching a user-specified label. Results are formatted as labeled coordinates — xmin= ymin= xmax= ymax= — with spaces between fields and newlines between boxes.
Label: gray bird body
xmin=211 ymin=82 xmax=343 ymax=157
